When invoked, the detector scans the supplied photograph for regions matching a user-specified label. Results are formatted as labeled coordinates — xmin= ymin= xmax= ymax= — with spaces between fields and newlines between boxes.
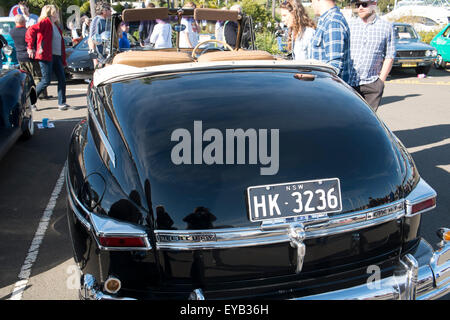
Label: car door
xmin=441 ymin=25 xmax=450 ymax=61
xmin=433 ymin=24 xmax=450 ymax=61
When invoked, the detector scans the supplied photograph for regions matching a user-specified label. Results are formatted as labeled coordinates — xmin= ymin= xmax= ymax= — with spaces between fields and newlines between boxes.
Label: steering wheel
xmin=191 ymin=39 xmax=234 ymax=59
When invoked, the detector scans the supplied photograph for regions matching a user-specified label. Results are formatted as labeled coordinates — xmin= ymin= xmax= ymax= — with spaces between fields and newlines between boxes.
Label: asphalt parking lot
xmin=0 ymin=67 xmax=449 ymax=300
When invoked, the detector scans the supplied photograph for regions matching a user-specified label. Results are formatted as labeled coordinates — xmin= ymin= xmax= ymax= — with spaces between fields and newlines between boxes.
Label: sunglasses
xmin=354 ymin=2 xmax=371 ymax=8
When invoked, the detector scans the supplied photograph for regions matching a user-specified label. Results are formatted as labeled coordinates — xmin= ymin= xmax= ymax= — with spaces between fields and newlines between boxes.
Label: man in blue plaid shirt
xmin=348 ymin=0 xmax=395 ymax=111
xmin=309 ymin=0 xmax=352 ymax=84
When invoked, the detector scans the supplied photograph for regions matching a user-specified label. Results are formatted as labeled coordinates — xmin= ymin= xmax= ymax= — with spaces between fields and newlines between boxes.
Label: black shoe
xmin=39 ymin=95 xmax=54 ymax=100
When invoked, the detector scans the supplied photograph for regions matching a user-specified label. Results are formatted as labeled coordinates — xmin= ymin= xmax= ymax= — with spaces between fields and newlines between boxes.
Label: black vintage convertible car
xmin=0 ymin=36 xmax=36 ymax=161
xmin=65 ymin=8 xmax=449 ymax=300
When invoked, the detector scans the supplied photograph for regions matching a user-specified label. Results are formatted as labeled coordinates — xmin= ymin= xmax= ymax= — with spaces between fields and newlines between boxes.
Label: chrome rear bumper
xmin=80 ymin=236 xmax=449 ymax=300
xmin=296 ymin=237 xmax=450 ymax=300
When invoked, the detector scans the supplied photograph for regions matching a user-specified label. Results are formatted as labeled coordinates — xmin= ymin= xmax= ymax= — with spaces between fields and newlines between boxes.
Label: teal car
xmin=0 ymin=17 xmax=18 ymax=68
xmin=430 ymin=23 xmax=450 ymax=69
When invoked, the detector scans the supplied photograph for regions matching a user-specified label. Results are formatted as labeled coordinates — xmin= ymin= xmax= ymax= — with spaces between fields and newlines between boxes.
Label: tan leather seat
xmin=113 ymin=50 xmax=194 ymax=67
xmin=197 ymin=50 xmax=275 ymax=63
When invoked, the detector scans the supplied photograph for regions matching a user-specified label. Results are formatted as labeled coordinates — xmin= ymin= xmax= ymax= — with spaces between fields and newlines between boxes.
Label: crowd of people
xmin=4 ymin=1 xmax=111 ymax=111
xmin=8 ymin=1 xmax=69 ymax=110
xmin=281 ymin=0 xmax=395 ymax=112
xmin=4 ymin=0 xmax=395 ymax=112
xmin=134 ymin=0 xmax=242 ymax=49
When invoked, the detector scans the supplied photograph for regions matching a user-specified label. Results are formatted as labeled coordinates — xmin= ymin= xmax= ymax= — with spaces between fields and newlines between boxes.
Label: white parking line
xmin=407 ymin=138 xmax=450 ymax=154
xmin=9 ymin=164 xmax=67 ymax=300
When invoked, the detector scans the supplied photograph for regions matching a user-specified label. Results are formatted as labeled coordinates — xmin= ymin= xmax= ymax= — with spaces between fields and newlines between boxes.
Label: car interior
xmin=107 ymin=7 xmax=276 ymax=68
xmin=394 ymin=25 xmax=418 ymax=39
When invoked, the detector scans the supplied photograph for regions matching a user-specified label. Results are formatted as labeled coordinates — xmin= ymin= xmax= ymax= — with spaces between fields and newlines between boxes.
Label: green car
xmin=430 ymin=23 xmax=450 ymax=69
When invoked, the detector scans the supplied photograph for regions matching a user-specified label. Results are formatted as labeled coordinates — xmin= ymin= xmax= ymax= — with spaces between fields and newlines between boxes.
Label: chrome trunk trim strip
xmin=154 ymin=200 xmax=405 ymax=251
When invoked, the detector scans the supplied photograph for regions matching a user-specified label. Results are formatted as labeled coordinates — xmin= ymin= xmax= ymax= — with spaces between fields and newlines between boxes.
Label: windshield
xmin=75 ymin=37 xmax=89 ymax=51
xmin=394 ymin=25 xmax=419 ymax=40
xmin=109 ymin=8 xmax=254 ymax=53
xmin=122 ymin=17 xmax=237 ymax=51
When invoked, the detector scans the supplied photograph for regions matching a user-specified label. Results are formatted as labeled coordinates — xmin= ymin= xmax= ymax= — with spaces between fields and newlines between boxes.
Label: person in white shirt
xmin=179 ymin=1 xmax=199 ymax=48
xmin=280 ymin=0 xmax=316 ymax=60
xmin=150 ymin=19 xmax=172 ymax=49
xmin=215 ymin=20 xmax=225 ymax=42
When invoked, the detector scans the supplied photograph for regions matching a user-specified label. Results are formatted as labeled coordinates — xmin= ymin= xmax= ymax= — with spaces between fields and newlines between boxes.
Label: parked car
xmin=64 ymin=35 xmax=73 ymax=48
xmin=65 ymin=8 xmax=449 ymax=300
xmin=66 ymin=37 xmax=94 ymax=80
xmin=430 ymin=23 xmax=450 ymax=69
xmin=0 ymin=17 xmax=18 ymax=69
xmin=392 ymin=22 xmax=438 ymax=75
xmin=0 ymin=36 xmax=36 ymax=160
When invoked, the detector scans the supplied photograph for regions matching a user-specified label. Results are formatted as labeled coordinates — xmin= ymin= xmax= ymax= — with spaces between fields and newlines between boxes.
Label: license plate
xmin=247 ymin=178 xmax=342 ymax=222
xmin=402 ymin=63 xmax=417 ymax=67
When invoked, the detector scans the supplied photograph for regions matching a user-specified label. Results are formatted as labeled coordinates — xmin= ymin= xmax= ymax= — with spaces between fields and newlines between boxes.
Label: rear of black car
xmin=66 ymin=65 xmax=447 ymax=300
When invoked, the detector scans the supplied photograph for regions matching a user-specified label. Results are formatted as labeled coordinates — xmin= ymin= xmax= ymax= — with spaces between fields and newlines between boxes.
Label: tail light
xmin=99 ymin=236 xmax=147 ymax=248
xmin=410 ymin=197 xmax=436 ymax=215
xmin=405 ymin=179 xmax=437 ymax=217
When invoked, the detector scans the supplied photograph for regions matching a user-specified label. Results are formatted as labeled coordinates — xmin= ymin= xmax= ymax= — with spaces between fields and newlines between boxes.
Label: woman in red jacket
xmin=26 ymin=4 xmax=70 ymax=110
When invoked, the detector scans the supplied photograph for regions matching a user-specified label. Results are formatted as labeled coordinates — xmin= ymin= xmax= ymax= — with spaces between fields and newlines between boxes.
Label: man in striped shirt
xmin=348 ymin=0 xmax=395 ymax=112
xmin=309 ymin=0 xmax=352 ymax=84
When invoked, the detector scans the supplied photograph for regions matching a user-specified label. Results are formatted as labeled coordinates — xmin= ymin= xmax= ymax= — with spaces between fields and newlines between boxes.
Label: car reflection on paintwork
xmin=392 ymin=22 xmax=438 ymax=75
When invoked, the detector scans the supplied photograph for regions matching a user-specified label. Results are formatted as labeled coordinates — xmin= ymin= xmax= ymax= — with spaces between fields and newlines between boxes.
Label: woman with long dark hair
xmin=280 ymin=0 xmax=316 ymax=60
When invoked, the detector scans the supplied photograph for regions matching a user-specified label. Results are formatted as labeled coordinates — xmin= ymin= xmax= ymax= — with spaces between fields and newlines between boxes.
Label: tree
xmin=240 ymin=0 xmax=275 ymax=31
xmin=27 ymin=0 xmax=77 ymax=9
xmin=335 ymin=0 xmax=351 ymax=8
xmin=113 ymin=3 xmax=125 ymax=14
xmin=377 ymin=0 xmax=396 ymax=13
xmin=90 ymin=0 xmax=96 ymax=18
xmin=80 ymin=1 xmax=90 ymax=15
xmin=1 ymin=0 xmax=18 ymax=14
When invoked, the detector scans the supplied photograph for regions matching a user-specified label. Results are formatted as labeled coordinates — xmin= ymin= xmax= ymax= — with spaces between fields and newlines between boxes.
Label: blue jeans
xmin=36 ymin=55 xmax=66 ymax=105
